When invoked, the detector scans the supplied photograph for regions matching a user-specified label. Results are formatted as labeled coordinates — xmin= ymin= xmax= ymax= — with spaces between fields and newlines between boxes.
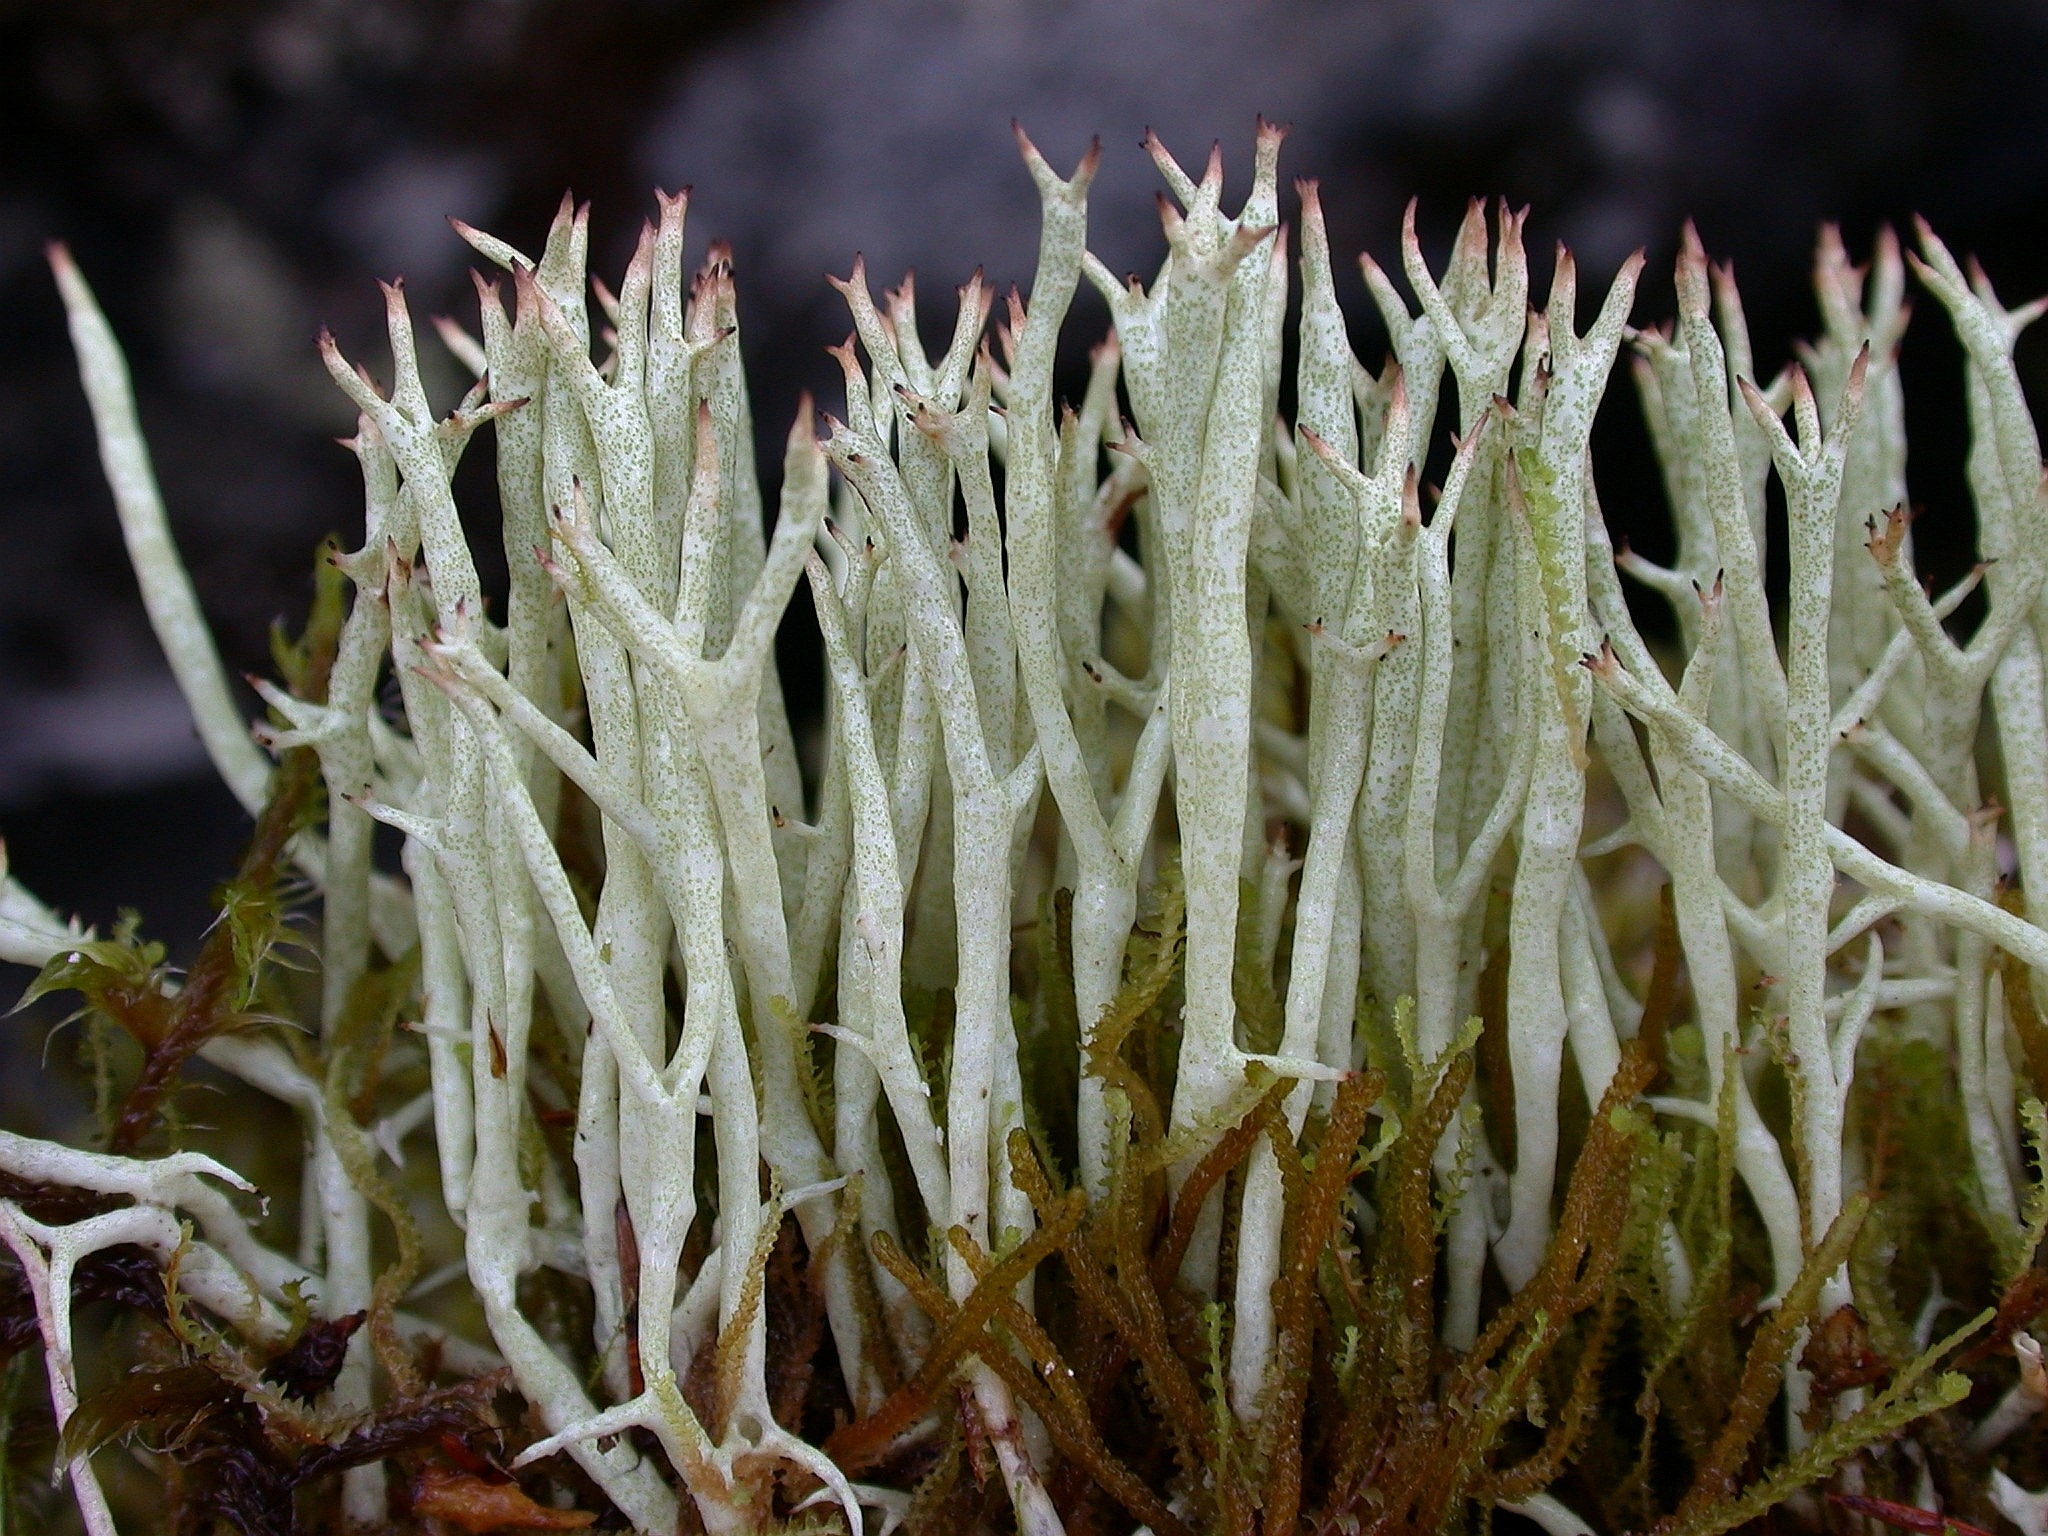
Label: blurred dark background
xmin=4 ymin=0 xmax=2048 ymax=988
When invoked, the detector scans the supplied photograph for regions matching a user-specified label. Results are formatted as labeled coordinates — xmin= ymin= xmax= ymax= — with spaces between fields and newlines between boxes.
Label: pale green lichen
xmin=5 ymin=124 xmax=2048 ymax=1536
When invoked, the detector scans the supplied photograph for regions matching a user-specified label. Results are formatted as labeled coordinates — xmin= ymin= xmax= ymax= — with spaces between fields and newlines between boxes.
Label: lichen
xmin=6 ymin=123 xmax=2048 ymax=1536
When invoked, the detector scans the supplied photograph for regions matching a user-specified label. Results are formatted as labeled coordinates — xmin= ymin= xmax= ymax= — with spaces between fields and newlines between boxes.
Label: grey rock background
xmin=4 ymin=0 xmax=2048 ymax=958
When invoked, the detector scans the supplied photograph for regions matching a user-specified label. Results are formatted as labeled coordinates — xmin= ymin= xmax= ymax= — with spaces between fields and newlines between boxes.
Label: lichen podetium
xmin=8 ymin=122 xmax=2048 ymax=1536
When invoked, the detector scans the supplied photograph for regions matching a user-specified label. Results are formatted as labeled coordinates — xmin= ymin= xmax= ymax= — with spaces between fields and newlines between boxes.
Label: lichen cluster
xmin=6 ymin=122 xmax=2048 ymax=1536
